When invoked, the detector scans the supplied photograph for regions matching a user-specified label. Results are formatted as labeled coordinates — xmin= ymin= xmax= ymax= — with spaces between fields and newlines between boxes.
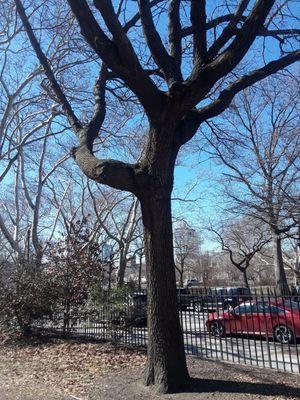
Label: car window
xmin=178 ymin=289 xmax=189 ymax=295
xmin=217 ymin=288 xmax=249 ymax=296
xmin=256 ymin=303 xmax=284 ymax=314
xmin=241 ymin=288 xmax=251 ymax=295
xmin=132 ymin=295 xmax=147 ymax=303
xmin=235 ymin=303 xmax=256 ymax=314
xmin=284 ymin=300 xmax=300 ymax=310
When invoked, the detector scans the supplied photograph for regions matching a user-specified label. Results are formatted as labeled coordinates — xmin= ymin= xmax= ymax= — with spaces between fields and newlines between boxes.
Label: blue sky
xmin=2 ymin=1 xmax=298 ymax=253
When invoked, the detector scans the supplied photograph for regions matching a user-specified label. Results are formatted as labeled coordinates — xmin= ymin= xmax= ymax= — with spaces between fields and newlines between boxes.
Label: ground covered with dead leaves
xmin=0 ymin=337 xmax=146 ymax=399
xmin=0 ymin=337 xmax=300 ymax=400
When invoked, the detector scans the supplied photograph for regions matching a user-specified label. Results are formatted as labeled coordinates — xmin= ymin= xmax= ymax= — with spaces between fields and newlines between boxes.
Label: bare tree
xmin=14 ymin=0 xmax=300 ymax=392
xmin=210 ymin=218 xmax=270 ymax=287
xmin=88 ymin=185 xmax=142 ymax=286
xmin=174 ymin=221 xmax=200 ymax=287
xmin=205 ymin=78 xmax=299 ymax=294
xmin=0 ymin=118 xmax=69 ymax=262
xmin=0 ymin=4 xmax=72 ymax=262
xmin=281 ymin=223 xmax=300 ymax=283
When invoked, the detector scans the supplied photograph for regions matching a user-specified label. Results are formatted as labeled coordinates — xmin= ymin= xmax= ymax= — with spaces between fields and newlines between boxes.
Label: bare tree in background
xmin=0 ymin=3 xmax=72 ymax=262
xmin=88 ymin=186 xmax=142 ymax=286
xmin=210 ymin=218 xmax=270 ymax=287
xmin=14 ymin=0 xmax=300 ymax=392
xmin=205 ymin=78 xmax=299 ymax=295
xmin=174 ymin=221 xmax=200 ymax=287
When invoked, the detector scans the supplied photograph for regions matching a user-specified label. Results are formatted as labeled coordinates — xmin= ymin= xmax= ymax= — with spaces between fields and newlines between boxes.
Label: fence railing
xmin=38 ymin=288 xmax=300 ymax=374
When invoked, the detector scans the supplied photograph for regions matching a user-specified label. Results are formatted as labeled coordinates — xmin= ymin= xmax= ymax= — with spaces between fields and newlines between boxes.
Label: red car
xmin=206 ymin=301 xmax=300 ymax=344
xmin=269 ymin=298 xmax=300 ymax=311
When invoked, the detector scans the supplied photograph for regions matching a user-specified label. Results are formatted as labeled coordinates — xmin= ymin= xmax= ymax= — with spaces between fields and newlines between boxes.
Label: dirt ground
xmin=0 ymin=337 xmax=300 ymax=400
xmin=91 ymin=357 xmax=300 ymax=400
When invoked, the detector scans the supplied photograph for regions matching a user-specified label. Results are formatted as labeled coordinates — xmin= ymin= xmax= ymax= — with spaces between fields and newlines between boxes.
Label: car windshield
xmin=234 ymin=302 xmax=284 ymax=315
xmin=234 ymin=303 xmax=257 ymax=314
xmin=283 ymin=300 xmax=300 ymax=310
xmin=216 ymin=288 xmax=251 ymax=296
xmin=132 ymin=294 xmax=147 ymax=303
xmin=177 ymin=288 xmax=189 ymax=295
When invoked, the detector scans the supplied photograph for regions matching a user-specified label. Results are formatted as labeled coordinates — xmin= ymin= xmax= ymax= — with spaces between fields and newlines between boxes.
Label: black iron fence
xmin=39 ymin=288 xmax=300 ymax=374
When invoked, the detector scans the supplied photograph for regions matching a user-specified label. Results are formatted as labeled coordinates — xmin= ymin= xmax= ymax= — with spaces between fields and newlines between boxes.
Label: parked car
xmin=185 ymin=278 xmax=201 ymax=288
xmin=177 ymin=288 xmax=192 ymax=310
xmin=192 ymin=287 xmax=252 ymax=312
xmin=121 ymin=289 xmax=191 ymax=327
xmin=123 ymin=292 xmax=147 ymax=327
xmin=269 ymin=298 xmax=300 ymax=311
xmin=206 ymin=301 xmax=300 ymax=344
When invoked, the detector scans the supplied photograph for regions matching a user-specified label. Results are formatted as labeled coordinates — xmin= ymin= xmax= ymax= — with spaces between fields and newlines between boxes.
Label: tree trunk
xmin=272 ymin=233 xmax=290 ymax=295
xmin=117 ymin=252 xmax=126 ymax=287
xmin=179 ymin=268 xmax=184 ymax=288
xmin=107 ymin=263 xmax=112 ymax=292
xmin=242 ymin=269 xmax=249 ymax=288
xmin=138 ymin=254 xmax=143 ymax=291
xmin=140 ymin=191 xmax=190 ymax=393
xmin=295 ymin=242 xmax=300 ymax=285
xmin=179 ymin=256 xmax=185 ymax=287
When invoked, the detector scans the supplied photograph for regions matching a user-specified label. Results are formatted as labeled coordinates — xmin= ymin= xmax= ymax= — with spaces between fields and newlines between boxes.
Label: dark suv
xmin=192 ymin=287 xmax=252 ymax=312
xmin=122 ymin=289 xmax=192 ymax=326
xmin=123 ymin=293 xmax=147 ymax=327
xmin=177 ymin=288 xmax=194 ymax=310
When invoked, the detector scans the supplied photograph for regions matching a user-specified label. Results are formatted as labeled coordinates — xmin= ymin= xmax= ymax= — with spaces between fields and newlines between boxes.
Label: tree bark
xmin=107 ymin=260 xmax=113 ymax=292
xmin=295 ymin=240 xmax=300 ymax=285
xmin=272 ymin=232 xmax=290 ymax=295
xmin=138 ymin=253 xmax=143 ymax=291
xmin=117 ymin=252 xmax=126 ymax=287
xmin=140 ymin=191 xmax=190 ymax=393
xmin=242 ymin=269 xmax=249 ymax=289
xmin=179 ymin=268 xmax=184 ymax=288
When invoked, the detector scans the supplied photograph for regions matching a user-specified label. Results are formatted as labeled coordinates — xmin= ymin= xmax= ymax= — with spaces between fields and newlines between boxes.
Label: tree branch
xmin=168 ymin=0 xmax=182 ymax=80
xmin=67 ymin=0 xmax=163 ymax=119
xmin=180 ymin=14 xmax=247 ymax=38
xmin=138 ymin=0 xmax=180 ymax=85
xmin=180 ymin=50 xmax=300 ymax=144
xmin=84 ymin=63 xmax=107 ymax=151
xmin=207 ymin=0 xmax=250 ymax=60
xmin=123 ymin=0 xmax=164 ymax=32
xmin=14 ymin=0 xmax=82 ymax=133
xmin=190 ymin=0 xmax=207 ymax=66
xmin=183 ymin=0 xmax=275 ymax=109
xmin=73 ymin=146 xmax=149 ymax=193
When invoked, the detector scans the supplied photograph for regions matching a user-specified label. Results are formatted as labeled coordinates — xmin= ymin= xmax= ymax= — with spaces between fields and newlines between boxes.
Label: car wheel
xmin=209 ymin=321 xmax=225 ymax=337
xmin=194 ymin=302 xmax=203 ymax=312
xmin=273 ymin=325 xmax=294 ymax=344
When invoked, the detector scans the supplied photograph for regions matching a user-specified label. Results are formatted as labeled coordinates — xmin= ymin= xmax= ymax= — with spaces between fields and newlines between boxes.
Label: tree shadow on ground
xmin=188 ymin=378 xmax=300 ymax=398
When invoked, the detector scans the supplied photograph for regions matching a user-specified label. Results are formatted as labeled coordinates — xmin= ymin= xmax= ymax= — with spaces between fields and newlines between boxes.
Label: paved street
xmin=56 ymin=308 xmax=300 ymax=375
xmin=181 ymin=311 xmax=300 ymax=374
xmin=104 ymin=310 xmax=300 ymax=374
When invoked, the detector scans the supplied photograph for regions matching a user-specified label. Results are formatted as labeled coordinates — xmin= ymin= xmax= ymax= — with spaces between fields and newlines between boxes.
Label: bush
xmin=0 ymin=260 xmax=56 ymax=335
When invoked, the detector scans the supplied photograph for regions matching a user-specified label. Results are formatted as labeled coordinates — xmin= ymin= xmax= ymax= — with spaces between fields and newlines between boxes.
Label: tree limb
xmin=67 ymin=0 xmax=163 ymax=119
xmin=207 ymin=0 xmax=250 ymax=60
xmin=180 ymin=50 xmax=300 ymax=144
xmin=183 ymin=0 xmax=275 ymax=109
xmin=190 ymin=0 xmax=207 ymax=66
xmin=168 ymin=0 xmax=182 ymax=80
xmin=138 ymin=0 xmax=180 ymax=85
xmin=14 ymin=0 xmax=82 ymax=133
